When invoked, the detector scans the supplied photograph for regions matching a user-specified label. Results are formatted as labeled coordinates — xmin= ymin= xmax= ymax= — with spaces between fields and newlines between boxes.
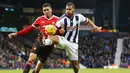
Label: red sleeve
xmin=31 ymin=17 xmax=40 ymax=28
xmin=17 ymin=17 xmax=40 ymax=35
xmin=17 ymin=17 xmax=40 ymax=36
xmin=17 ymin=25 xmax=35 ymax=35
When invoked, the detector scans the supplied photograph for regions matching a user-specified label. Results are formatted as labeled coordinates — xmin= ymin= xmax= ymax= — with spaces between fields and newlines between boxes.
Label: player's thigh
xmin=61 ymin=40 xmax=78 ymax=60
xmin=55 ymin=36 xmax=78 ymax=60
xmin=38 ymin=46 xmax=53 ymax=63
xmin=28 ymin=40 xmax=42 ymax=61
xmin=55 ymin=36 xmax=68 ymax=49
xmin=65 ymin=43 xmax=78 ymax=60
xmin=31 ymin=40 xmax=42 ymax=57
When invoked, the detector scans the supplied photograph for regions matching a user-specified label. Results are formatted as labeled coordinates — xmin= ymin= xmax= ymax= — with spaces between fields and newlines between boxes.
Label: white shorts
xmin=55 ymin=36 xmax=78 ymax=60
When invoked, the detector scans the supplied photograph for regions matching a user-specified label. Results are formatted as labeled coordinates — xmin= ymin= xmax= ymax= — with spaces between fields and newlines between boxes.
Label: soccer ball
xmin=45 ymin=25 xmax=57 ymax=36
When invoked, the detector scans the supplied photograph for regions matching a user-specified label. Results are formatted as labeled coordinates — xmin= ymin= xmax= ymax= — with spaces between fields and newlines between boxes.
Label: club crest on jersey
xmin=42 ymin=21 xmax=45 ymax=23
xmin=52 ymin=22 xmax=55 ymax=25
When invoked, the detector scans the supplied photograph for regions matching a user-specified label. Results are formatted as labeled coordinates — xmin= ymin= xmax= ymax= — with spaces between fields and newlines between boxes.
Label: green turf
xmin=0 ymin=68 xmax=129 ymax=73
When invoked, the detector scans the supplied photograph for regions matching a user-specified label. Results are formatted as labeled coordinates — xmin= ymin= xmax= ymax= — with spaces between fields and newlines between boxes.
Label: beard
xmin=66 ymin=12 xmax=73 ymax=17
xmin=45 ymin=13 xmax=52 ymax=18
xmin=66 ymin=13 xmax=74 ymax=19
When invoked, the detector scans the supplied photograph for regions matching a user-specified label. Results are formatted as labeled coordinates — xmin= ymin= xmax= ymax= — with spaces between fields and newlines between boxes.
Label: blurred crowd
xmin=0 ymin=32 xmax=26 ymax=69
xmin=78 ymin=36 xmax=117 ymax=68
xmin=0 ymin=32 xmax=71 ymax=69
xmin=120 ymin=39 xmax=130 ymax=68
xmin=0 ymin=32 xmax=130 ymax=69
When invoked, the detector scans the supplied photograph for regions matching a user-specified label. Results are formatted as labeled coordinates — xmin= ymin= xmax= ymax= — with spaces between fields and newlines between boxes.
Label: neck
xmin=66 ymin=15 xmax=74 ymax=20
xmin=45 ymin=14 xmax=53 ymax=19
xmin=67 ymin=15 xmax=73 ymax=19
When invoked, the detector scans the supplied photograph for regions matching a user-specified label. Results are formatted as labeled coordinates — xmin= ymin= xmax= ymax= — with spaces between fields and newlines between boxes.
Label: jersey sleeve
xmin=55 ymin=18 xmax=64 ymax=28
xmin=55 ymin=14 xmax=66 ymax=28
xmin=79 ymin=14 xmax=88 ymax=23
xmin=17 ymin=17 xmax=40 ymax=35
xmin=31 ymin=17 xmax=40 ymax=28
xmin=17 ymin=25 xmax=35 ymax=35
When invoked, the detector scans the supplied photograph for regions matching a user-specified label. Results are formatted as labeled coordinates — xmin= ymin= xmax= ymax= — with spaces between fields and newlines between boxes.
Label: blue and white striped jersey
xmin=56 ymin=13 xmax=88 ymax=43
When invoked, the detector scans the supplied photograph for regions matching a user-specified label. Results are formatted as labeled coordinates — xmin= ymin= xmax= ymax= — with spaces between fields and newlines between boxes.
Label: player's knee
xmin=39 ymin=58 xmax=46 ymax=64
xmin=26 ymin=60 xmax=34 ymax=65
xmin=72 ymin=64 xmax=79 ymax=69
xmin=28 ymin=53 xmax=37 ymax=61
xmin=45 ymin=38 xmax=53 ymax=45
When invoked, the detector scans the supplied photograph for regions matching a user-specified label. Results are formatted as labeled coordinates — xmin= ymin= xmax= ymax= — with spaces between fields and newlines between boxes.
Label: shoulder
xmin=52 ymin=15 xmax=59 ymax=21
xmin=75 ymin=13 xmax=84 ymax=17
xmin=58 ymin=14 xmax=66 ymax=21
xmin=75 ymin=13 xmax=86 ymax=21
xmin=36 ymin=15 xmax=44 ymax=20
xmin=53 ymin=15 xmax=59 ymax=19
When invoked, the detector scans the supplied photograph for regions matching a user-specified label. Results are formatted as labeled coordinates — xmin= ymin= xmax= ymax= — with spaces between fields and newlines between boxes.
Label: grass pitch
xmin=0 ymin=68 xmax=129 ymax=73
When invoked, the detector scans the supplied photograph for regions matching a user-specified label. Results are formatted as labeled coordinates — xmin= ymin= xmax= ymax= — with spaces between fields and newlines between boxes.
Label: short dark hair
xmin=42 ymin=3 xmax=51 ymax=8
xmin=66 ymin=2 xmax=75 ymax=9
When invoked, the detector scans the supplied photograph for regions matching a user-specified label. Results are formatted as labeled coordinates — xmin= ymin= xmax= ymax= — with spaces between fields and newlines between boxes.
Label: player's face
xmin=66 ymin=5 xmax=74 ymax=17
xmin=43 ymin=7 xmax=52 ymax=17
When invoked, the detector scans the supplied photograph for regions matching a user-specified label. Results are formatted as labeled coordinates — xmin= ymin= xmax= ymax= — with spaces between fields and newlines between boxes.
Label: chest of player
xmin=39 ymin=19 xmax=57 ymax=29
xmin=64 ymin=17 xmax=79 ymax=31
xmin=40 ymin=20 xmax=56 ymax=26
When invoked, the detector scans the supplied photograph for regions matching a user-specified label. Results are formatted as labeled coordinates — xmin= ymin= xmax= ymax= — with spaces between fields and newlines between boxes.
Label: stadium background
xmin=0 ymin=0 xmax=130 ymax=73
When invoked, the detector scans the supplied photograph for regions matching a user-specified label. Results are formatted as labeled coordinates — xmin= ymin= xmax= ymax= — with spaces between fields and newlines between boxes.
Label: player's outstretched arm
xmin=8 ymin=25 xmax=35 ymax=39
xmin=8 ymin=32 xmax=17 ymax=39
xmin=8 ymin=17 xmax=41 ymax=39
xmin=87 ymin=18 xmax=102 ymax=32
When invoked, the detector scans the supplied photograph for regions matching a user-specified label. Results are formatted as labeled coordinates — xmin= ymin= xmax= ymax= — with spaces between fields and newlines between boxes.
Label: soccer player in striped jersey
xmin=8 ymin=3 xmax=59 ymax=73
xmin=41 ymin=2 xmax=102 ymax=73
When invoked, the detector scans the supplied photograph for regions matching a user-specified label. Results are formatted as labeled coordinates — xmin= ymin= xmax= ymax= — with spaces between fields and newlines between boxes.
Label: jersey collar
xmin=43 ymin=15 xmax=54 ymax=20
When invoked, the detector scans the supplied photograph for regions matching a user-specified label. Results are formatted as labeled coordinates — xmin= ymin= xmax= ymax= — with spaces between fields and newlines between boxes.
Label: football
xmin=45 ymin=25 xmax=57 ymax=36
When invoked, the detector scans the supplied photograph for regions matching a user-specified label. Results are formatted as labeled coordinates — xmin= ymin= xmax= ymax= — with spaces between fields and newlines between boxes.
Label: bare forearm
xmin=87 ymin=18 xmax=97 ymax=28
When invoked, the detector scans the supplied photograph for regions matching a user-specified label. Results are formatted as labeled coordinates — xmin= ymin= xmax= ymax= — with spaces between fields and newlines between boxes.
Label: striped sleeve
xmin=55 ymin=19 xmax=63 ymax=28
xmin=55 ymin=15 xmax=65 ymax=28
xmin=79 ymin=14 xmax=88 ymax=23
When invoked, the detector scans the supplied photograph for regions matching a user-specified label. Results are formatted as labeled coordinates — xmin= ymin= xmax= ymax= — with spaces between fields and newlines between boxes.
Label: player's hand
xmin=8 ymin=33 xmax=17 ymax=39
xmin=59 ymin=28 xmax=65 ymax=35
xmin=94 ymin=26 xmax=102 ymax=32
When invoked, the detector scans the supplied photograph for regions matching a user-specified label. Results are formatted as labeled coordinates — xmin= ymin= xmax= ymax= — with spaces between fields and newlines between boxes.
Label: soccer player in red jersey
xmin=8 ymin=3 xmax=59 ymax=73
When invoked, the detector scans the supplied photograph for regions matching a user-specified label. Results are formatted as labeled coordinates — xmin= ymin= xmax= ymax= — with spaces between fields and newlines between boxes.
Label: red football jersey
xmin=32 ymin=15 xmax=59 ymax=38
xmin=17 ymin=15 xmax=59 ymax=38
